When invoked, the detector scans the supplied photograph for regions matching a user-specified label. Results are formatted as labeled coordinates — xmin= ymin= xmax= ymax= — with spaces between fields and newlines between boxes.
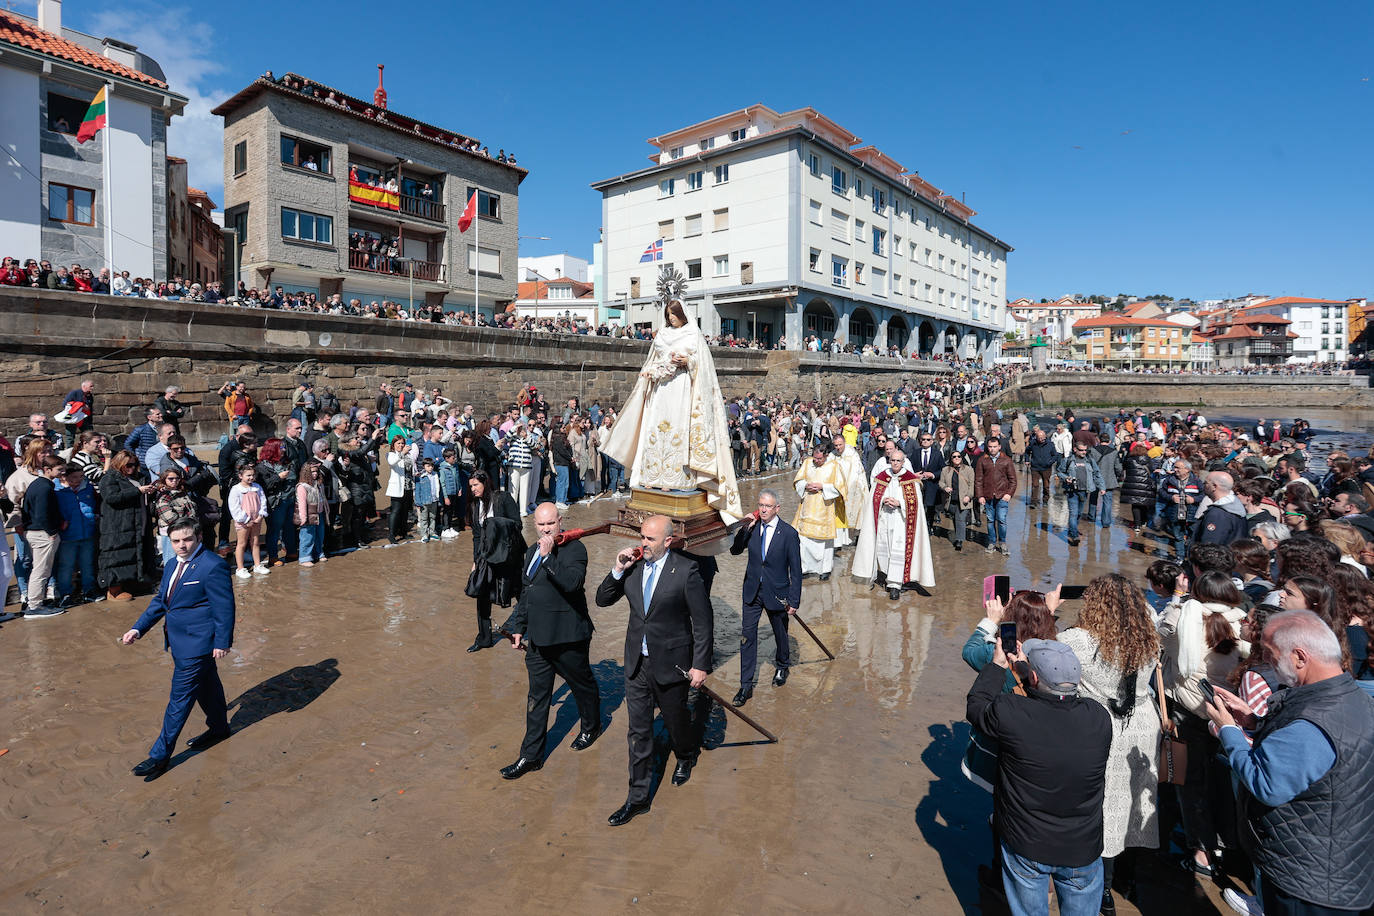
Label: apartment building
xmin=592 ymin=104 xmax=1011 ymax=357
xmin=212 ymin=69 xmax=523 ymax=312
xmin=1072 ymin=302 xmax=1196 ymax=369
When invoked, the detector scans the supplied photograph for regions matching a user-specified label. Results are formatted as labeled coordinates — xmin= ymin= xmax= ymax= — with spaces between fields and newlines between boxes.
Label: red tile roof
xmin=0 ymin=12 xmax=167 ymax=88
xmin=1073 ymin=315 xmax=1183 ymax=329
xmin=1229 ymin=313 xmax=1291 ymax=326
xmin=517 ymin=279 xmax=594 ymax=300
xmin=1211 ymin=326 xmax=1300 ymax=341
xmin=1247 ymin=296 xmax=1350 ymax=307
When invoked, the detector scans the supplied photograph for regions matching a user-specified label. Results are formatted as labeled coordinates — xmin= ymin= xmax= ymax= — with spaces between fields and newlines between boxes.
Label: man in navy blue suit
xmin=728 ymin=488 xmax=803 ymax=707
xmin=120 ymin=519 xmax=236 ymax=780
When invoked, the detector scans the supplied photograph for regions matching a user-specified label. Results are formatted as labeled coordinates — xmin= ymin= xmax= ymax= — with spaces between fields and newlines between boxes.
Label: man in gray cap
xmin=966 ymin=633 xmax=1111 ymax=916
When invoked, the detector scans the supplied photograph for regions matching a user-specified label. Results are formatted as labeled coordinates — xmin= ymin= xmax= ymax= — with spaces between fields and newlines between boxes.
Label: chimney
xmin=373 ymin=64 xmax=387 ymax=110
xmin=37 ymin=0 xmax=62 ymax=35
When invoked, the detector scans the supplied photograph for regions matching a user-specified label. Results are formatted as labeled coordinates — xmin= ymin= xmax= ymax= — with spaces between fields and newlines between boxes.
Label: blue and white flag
xmin=638 ymin=238 xmax=664 ymax=263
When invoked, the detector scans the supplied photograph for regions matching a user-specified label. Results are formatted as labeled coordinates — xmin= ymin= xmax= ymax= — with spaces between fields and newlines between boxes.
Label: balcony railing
xmin=348 ymin=249 xmax=445 ymax=282
xmin=400 ymin=194 xmax=445 ymax=222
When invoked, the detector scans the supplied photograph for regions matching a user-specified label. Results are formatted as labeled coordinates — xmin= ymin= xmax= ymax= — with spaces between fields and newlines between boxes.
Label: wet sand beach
xmin=4 ymin=409 xmax=1372 ymax=914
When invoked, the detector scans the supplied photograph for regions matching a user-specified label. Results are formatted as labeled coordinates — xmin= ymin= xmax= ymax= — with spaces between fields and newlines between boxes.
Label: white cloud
xmin=87 ymin=4 xmax=228 ymax=205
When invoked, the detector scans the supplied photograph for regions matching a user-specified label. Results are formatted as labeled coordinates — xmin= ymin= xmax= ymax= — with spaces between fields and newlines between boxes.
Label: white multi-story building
xmin=519 ymin=253 xmax=588 ymax=283
xmin=1007 ymin=296 xmax=1102 ymax=341
xmin=1240 ymin=297 xmax=1354 ymax=362
xmin=0 ymin=2 xmax=187 ymax=279
xmin=592 ymin=105 xmax=1012 ymax=357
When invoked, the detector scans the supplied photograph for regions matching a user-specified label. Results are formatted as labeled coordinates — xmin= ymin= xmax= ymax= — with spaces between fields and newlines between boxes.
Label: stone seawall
xmin=0 ymin=290 xmax=947 ymax=441
xmin=1001 ymin=372 xmax=1374 ymax=409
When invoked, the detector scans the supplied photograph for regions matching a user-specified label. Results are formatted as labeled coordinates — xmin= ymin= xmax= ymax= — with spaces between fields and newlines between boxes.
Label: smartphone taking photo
xmin=999 ymin=621 xmax=1018 ymax=657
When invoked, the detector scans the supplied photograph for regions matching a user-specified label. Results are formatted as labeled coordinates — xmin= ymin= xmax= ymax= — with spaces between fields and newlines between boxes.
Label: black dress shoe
xmin=186 ymin=730 xmax=230 ymax=751
xmin=818 ymin=572 xmax=831 ymax=581
xmin=671 ymin=757 xmax=696 ymax=787
xmin=607 ymin=799 xmax=650 ymax=826
xmin=132 ymin=757 xmax=169 ymax=779
xmin=466 ymin=637 xmax=494 ymax=653
xmin=499 ymin=756 xmax=543 ymax=780
xmin=772 ymin=668 xmax=789 ymax=687
xmin=732 ymin=687 xmax=753 ymax=707
xmin=570 ymin=728 xmax=600 ymax=751
xmin=888 ymin=587 xmax=901 ymax=601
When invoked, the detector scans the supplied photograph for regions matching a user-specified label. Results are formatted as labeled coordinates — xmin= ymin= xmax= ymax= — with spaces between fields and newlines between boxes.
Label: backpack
xmin=320 ymin=391 xmax=341 ymax=415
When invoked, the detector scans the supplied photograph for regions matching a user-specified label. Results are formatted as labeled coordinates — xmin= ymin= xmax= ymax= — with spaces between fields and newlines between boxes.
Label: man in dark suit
xmin=498 ymin=503 xmax=601 ymax=779
xmin=912 ymin=429 xmax=945 ymax=528
xmin=595 ymin=514 xmax=713 ymax=826
xmin=728 ymin=489 xmax=802 ymax=707
xmin=120 ymin=519 xmax=235 ymax=779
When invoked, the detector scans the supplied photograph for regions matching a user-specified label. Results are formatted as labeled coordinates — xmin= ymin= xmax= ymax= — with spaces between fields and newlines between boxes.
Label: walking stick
xmin=792 ymin=612 xmax=835 ymax=660
xmin=676 ymin=666 xmax=778 ymax=744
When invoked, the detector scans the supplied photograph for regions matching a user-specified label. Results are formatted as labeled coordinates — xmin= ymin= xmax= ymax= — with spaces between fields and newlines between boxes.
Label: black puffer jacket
xmin=97 ymin=470 xmax=152 ymax=588
xmin=1121 ymin=454 xmax=1157 ymax=507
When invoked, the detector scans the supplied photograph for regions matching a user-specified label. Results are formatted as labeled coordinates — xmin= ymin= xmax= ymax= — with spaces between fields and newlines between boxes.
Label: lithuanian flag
xmin=76 ymin=86 xmax=107 ymax=144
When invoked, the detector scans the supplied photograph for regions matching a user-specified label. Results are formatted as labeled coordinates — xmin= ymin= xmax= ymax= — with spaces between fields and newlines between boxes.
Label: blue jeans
xmin=1001 ymin=842 xmax=1103 ymax=916
xmin=604 ymin=457 xmax=625 ymax=492
xmin=1066 ymin=492 xmax=1085 ymax=539
xmin=553 ymin=464 xmax=570 ymax=505
xmin=159 ymin=533 xmax=177 ymax=565
xmin=299 ymin=519 xmax=326 ymax=561
xmin=264 ymin=500 xmax=290 ymax=561
xmin=1097 ymin=489 xmax=1115 ymax=528
xmin=12 ymin=530 xmax=32 ymax=601
xmin=54 ymin=536 xmax=96 ymax=599
xmin=986 ymin=499 xmax=1009 ymax=545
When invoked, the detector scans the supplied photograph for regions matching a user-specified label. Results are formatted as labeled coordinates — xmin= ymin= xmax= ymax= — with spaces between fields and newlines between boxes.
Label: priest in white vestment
xmin=851 ymin=450 xmax=935 ymax=600
xmin=827 ymin=432 xmax=867 ymax=549
xmin=793 ymin=444 xmax=846 ymax=578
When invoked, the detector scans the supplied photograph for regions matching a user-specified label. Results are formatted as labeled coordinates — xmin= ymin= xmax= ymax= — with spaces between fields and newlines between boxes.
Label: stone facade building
xmin=0 ymin=3 xmax=185 ymax=279
xmin=212 ymin=69 xmax=524 ymax=314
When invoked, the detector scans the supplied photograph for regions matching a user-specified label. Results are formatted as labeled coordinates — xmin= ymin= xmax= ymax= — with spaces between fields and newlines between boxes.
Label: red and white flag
xmin=458 ymin=191 xmax=478 ymax=232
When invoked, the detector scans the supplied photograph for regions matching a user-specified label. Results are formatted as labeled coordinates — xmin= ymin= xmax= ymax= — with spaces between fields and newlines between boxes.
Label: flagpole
xmin=474 ymin=201 xmax=480 ymax=317
xmin=102 ymin=81 xmax=114 ymax=277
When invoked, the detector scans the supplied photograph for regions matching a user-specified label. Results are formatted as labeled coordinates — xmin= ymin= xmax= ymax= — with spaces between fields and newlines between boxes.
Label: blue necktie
xmin=527 ymin=552 xmax=543 ymax=579
xmin=641 ymin=561 xmax=656 ymax=616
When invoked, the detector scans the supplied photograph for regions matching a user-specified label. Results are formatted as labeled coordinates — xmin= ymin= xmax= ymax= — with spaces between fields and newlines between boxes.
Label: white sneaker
xmin=252 ymin=565 xmax=270 ymax=575
xmin=317 ymin=555 xmax=328 ymax=563
xmin=299 ymin=560 xmax=314 ymax=568
xmin=1222 ymin=888 xmax=1263 ymax=916
xmin=235 ymin=568 xmax=251 ymax=580
xmin=441 ymin=528 xmax=458 ymax=539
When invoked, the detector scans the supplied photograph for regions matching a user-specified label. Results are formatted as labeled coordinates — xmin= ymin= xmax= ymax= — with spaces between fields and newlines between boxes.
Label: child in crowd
xmin=414 ymin=457 xmax=440 ymax=542
xmin=1143 ymin=559 xmax=1182 ymax=620
xmin=54 ymin=466 xmax=99 ymax=606
xmin=439 ymin=447 xmax=464 ymax=538
xmin=295 ymin=460 xmax=329 ymax=566
xmin=228 ymin=462 xmax=269 ymax=579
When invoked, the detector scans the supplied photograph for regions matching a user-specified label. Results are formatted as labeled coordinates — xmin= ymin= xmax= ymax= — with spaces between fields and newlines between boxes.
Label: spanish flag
xmin=76 ymin=86 xmax=107 ymax=144
xmin=348 ymin=179 xmax=400 ymax=211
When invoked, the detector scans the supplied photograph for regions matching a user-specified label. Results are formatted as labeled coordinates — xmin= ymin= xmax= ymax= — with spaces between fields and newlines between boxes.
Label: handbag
xmin=1156 ymin=664 xmax=1187 ymax=785
xmin=464 ymin=560 xmax=492 ymax=599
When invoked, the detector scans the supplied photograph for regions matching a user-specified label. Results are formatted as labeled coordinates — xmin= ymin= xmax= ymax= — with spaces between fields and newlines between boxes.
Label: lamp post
xmin=526 ymin=267 xmax=551 ymax=320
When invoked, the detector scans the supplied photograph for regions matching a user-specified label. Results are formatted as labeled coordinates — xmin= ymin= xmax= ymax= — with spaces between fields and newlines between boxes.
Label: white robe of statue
xmin=600 ymin=321 xmax=742 ymax=521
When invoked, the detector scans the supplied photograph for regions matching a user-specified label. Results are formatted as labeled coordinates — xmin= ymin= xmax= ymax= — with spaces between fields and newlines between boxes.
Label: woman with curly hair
xmin=1061 ymin=575 xmax=1161 ymax=909
xmin=1324 ymin=565 xmax=1373 ymax=695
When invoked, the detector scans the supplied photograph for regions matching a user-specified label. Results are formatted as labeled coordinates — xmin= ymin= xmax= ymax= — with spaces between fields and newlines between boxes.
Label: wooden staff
xmin=677 ymin=666 xmax=778 ymax=744
xmin=792 ymin=612 xmax=835 ymax=660
xmin=555 ymin=522 xmax=613 ymax=546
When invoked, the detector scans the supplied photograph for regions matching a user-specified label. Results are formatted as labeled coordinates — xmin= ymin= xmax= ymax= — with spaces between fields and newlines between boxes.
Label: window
xmin=233 ymin=141 xmax=248 ymax=176
xmin=831 ymin=257 xmax=848 ymax=287
xmin=466 ymin=188 xmax=500 ymax=219
xmin=938 ymin=287 xmax=945 ymax=306
xmin=686 ymin=259 xmax=702 ymax=280
xmin=937 ymin=253 xmax=945 ymax=271
xmin=854 ymin=178 xmax=864 ymax=198
xmin=924 ymin=283 xmax=932 ymax=301
xmin=873 ymin=188 xmax=886 ymax=214
xmin=893 ymin=273 xmax=902 ymax=296
xmin=730 ymin=128 xmax=747 ymax=142
xmin=872 ymin=268 xmax=887 ymax=296
xmin=855 ymin=218 xmax=865 ymax=241
xmin=809 ymin=199 xmax=823 ymax=225
xmin=685 ymin=213 xmax=702 ymax=237
xmin=1093 ymin=328 xmax=1105 ymax=338
xmin=1322 ymin=322 xmax=1330 ymax=335
xmin=46 ymin=93 xmax=89 ymax=135
xmin=669 ymin=146 xmax=683 ymax=160
xmin=280 ymin=135 xmax=331 ymax=173
xmin=1321 ymin=306 xmax=1330 ymax=319
xmin=713 ymin=208 xmax=729 ymax=231
xmin=699 ymin=137 xmax=715 ymax=151
xmin=686 ymin=170 xmax=704 ymax=191
xmin=721 ymin=318 xmax=738 ymax=336
xmin=714 ymin=255 xmax=729 ymax=277
xmin=809 ymin=248 xmax=821 ymax=272
xmin=872 ymin=227 xmax=886 ymax=256
xmin=924 ymin=247 xmax=933 ymax=266
xmin=713 ymin=163 xmax=729 ymax=184
xmin=658 ymin=218 xmax=675 ymax=241
xmin=830 ymin=208 xmax=848 ymax=241
xmin=1322 ymin=338 xmax=1330 ymax=350
xmin=48 ymin=183 xmax=94 ymax=225
xmin=894 ymin=235 xmax=902 ymax=257
xmin=229 ymin=207 xmax=248 ymax=243
xmin=280 ymin=207 xmax=332 ymax=244
xmin=831 ymin=166 xmax=848 ymax=195
xmin=659 ymin=178 xmax=675 ymax=197
xmin=467 ymin=244 xmax=501 ymax=275
xmin=855 ymin=262 xmax=865 ymax=284
xmin=808 ymin=153 xmax=821 ymax=177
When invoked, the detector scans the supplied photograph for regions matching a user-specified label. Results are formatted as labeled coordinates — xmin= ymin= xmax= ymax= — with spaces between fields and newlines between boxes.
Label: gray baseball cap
xmin=1022 ymin=639 xmax=1081 ymax=693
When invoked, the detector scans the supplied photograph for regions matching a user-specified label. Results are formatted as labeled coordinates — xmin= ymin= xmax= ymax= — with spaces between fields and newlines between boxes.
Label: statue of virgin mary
xmin=600 ymin=288 xmax=742 ymax=523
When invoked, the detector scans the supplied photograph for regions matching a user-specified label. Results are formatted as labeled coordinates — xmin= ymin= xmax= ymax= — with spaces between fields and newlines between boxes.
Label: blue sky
xmin=24 ymin=0 xmax=1374 ymax=301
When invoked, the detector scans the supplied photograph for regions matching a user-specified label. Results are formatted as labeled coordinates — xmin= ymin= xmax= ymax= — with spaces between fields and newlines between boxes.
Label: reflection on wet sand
xmin=6 ymin=410 xmax=1366 ymax=912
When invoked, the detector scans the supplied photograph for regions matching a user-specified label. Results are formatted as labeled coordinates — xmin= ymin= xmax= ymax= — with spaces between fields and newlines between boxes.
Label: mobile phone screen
xmin=1199 ymin=678 xmax=1216 ymax=702
xmin=1059 ymin=585 xmax=1087 ymax=601
xmin=999 ymin=622 xmax=1017 ymax=656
